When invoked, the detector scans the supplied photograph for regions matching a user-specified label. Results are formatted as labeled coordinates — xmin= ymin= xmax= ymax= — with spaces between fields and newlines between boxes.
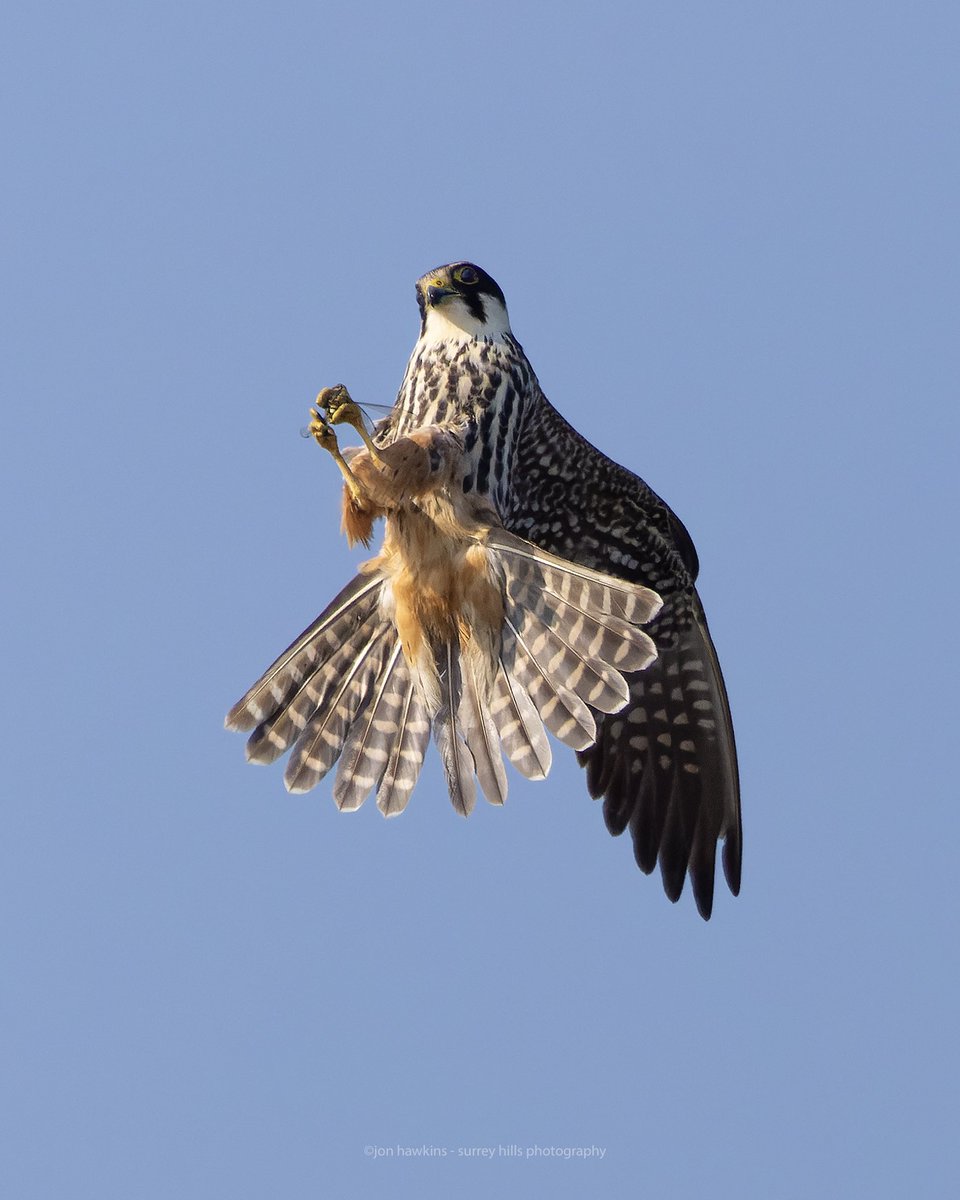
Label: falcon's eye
xmin=454 ymin=265 xmax=478 ymax=285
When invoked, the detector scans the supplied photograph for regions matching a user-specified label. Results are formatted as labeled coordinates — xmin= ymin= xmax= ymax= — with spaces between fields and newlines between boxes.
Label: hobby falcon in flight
xmin=227 ymin=263 xmax=741 ymax=919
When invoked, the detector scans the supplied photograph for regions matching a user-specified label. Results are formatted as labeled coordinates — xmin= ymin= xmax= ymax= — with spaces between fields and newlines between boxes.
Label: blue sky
xmin=3 ymin=2 xmax=958 ymax=1196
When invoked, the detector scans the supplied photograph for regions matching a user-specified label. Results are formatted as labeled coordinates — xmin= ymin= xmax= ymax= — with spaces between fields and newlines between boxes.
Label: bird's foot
xmin=307 ymin=406 xmax=338 ymax=453
xmin=319 ymin=384 xmax=362 ymax=430
xmin=319 ymin=385 xmax=387 ymax=461
xmin=307 ymin=403 xmax=366 ymax=504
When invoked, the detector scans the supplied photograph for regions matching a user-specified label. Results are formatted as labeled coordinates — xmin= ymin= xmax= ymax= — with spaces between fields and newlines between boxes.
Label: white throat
xmin=420 ymin=295 xmax=512 ymax=346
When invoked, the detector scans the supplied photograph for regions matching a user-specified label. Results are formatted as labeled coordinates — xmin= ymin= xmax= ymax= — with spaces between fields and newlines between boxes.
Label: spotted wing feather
xmin=501 ymin=392 xmax=742 ymax=918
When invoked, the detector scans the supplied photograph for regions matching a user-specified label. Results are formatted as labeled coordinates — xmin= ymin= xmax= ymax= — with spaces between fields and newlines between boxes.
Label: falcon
xmin=227 ymin=263 xmax=741 ymax=918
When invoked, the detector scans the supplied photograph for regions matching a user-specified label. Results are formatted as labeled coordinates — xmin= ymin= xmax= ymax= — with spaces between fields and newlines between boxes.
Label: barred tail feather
xmin=227 ymin=533 xmax=664 ymax=823
xmin=500 ymin=617 xmax=598 ymax=750
xmin=459 ymin=657 xmax=508 ymax=806
xmin=225 ymin=574 xmax=383 ymax=732
xmin=283 ymin=621 xmax=394 ymax=794
xmin=332 ymin=641 xmax=406 ymax=812
xmin=503 ymin=583 xmax=632 ymax=714
xmin=506 ymin=576 xmax=657 ymax=675
xmin=481 ymin=530 xmax=665 ymax=757
xmin=489 ymin=662 xmax=552 ymax=780
xmin=245 ymin=605 xmax=383 ymax=765
xmin=376 ymin=681 xmax=431 ymax=816
xmin=488 ymin=530 xmax=662 ymax=625
xmin=433 ymin=641 xmax=477 ymax=816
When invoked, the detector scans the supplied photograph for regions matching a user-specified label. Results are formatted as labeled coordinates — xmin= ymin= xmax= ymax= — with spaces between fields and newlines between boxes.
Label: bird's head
xmin=415 ymin=262 xmax=511 ymax=342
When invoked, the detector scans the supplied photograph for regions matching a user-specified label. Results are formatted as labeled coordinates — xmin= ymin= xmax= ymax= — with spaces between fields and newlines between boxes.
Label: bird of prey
xmin=227 ymin=262 xmax=741 ymax=918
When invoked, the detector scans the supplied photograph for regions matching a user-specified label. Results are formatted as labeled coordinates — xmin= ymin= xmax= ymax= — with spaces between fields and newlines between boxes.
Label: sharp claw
xmin=317 ymin=385 xmax=350 ymax=416
xmin=328 ymin=402 xmax=362 ymax=428
xmin=320 ymin=391 xmax=388 ymax=462
xmin=308 ymin=410 xmax=337 ymax=452
xmin=307 ymin=396 xmax=369 ymax=502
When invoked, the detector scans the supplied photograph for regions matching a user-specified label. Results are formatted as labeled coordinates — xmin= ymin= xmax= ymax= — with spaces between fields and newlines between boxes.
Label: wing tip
xmin=660 ymin=860 xmax=686 ymax=905
xmin=722 ymin=835 xmax=742 ymax=897
xmin=691 ymin=872 xmax=716 ymax=921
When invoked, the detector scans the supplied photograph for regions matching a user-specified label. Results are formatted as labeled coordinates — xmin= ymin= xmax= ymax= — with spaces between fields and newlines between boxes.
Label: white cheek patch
xmin=421 ymin=295 xmax=512 ymax=345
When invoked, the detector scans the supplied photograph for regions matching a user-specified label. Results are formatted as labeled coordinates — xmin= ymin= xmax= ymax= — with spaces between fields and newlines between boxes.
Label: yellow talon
xmin=307 ymin=408 xmax=335 ymax=448
xmin=308 ymin=404 xmax=366 ymax=503
xmin=319 ymin=385 xmax=387 ymax=462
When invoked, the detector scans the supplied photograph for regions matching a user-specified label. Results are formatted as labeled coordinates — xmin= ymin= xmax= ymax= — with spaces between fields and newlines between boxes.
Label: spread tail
xmin=226 ymin=571 xmax=432 ymax=808
xmin=226 ymin=530 xmax=662 ymax=815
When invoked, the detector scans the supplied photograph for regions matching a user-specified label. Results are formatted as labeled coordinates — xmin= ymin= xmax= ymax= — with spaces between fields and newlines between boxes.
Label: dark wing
xmin=501 ymin=389 xmax=741 ymax=919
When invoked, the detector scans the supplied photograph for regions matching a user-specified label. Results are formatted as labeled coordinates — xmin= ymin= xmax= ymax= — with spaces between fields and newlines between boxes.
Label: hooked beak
xmin=426 ymin=279 xmax=456 ymax=307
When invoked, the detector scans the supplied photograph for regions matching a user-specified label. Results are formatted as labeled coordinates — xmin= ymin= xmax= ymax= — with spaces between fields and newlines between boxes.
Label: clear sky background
xmin=3 ymin=2 xmax=958 ymax=1197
